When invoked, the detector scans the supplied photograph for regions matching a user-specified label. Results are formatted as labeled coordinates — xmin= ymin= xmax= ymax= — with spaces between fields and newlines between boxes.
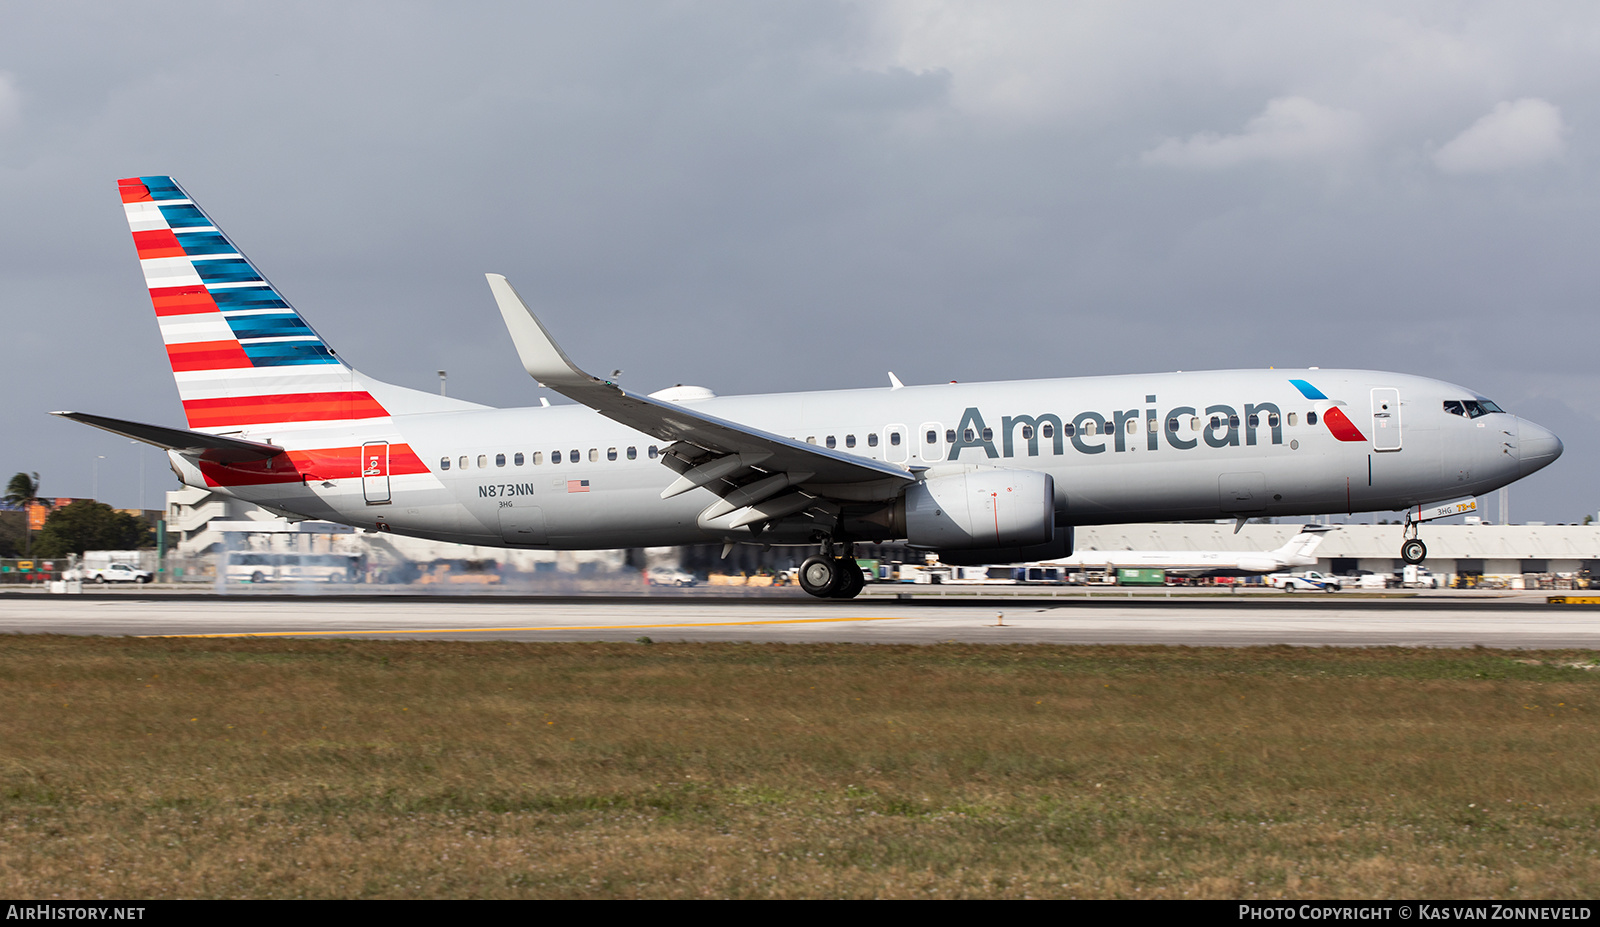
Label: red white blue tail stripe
xmin=119 ymin=176 xmax=390 ymax=433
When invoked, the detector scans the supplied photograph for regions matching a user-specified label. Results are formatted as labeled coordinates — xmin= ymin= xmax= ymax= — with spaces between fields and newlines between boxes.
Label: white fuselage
xmin=173 ymin=367 xmax=1555 ymax=551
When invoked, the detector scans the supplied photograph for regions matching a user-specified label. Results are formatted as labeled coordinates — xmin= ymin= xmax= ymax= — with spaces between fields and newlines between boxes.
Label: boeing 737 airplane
xmin=1050 ymin=525 xmax=1335 ymax=577
xmin=56 ymin=177 xmax=1564 ymax=600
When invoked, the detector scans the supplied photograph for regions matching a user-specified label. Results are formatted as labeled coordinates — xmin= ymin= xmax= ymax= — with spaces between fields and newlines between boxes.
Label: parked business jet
xmin=56 ymin=177 xmax=1563 ymax=599
xmin=1049 ymin=524 xmax=1336 ymax=577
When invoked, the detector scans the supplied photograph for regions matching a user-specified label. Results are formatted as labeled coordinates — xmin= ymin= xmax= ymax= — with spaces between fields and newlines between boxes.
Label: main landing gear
xmin=798 ymin=545 xmax=865 ymax=600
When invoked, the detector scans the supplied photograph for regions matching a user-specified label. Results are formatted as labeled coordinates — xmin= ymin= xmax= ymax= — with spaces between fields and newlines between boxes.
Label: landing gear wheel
xmin=1401 ymin=538 xmax=1427 ymax=564
xmin=798 ymin=556 xmax=839 ymax=598
xmin=832 ymin=558 xmax=865 ymax=599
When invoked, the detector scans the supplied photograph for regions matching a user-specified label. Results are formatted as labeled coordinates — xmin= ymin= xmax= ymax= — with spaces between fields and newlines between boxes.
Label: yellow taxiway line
xmin=145 ymin=614 xmax=920 ymax=639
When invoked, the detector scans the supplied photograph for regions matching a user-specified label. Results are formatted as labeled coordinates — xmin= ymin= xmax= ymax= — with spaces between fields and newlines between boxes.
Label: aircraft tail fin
xmin=117 ymin=176 xmax=484 ymax=432
xmin=1276 ymin=524 xmax=1336 ymax=564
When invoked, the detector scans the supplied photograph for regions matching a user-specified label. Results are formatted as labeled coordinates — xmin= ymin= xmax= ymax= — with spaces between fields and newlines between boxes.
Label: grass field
xmin=2 ymin=635 xmax=1598 ymax=899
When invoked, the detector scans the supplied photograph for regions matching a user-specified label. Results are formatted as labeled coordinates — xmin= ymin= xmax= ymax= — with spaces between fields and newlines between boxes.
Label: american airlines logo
xmin=947 ymin=384 xmax=1364 ymax=462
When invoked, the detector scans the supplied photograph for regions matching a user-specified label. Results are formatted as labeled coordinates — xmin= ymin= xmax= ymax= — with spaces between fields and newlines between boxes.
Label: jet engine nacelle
xmin=903 ymin=468 xmax=1055 ymax=550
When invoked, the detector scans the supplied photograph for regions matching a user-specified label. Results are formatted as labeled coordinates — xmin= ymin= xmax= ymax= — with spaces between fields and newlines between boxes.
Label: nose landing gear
xmin=1401 ymin=513 xmax=1427 ymax=564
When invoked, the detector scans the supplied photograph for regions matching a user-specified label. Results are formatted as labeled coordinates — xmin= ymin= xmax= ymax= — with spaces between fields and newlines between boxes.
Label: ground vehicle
xmin=646 ymin=567 xmax=697 ymax=586
xmin=226 ymin=552 xmax=360 ymax=583
xmin=1342 ymin=570 xmax=1388 ymax=589
xmin=82 ymin=563 xmax=153 ymax=584
xmin=1266 ymin=570 xmax=1342 ymax=592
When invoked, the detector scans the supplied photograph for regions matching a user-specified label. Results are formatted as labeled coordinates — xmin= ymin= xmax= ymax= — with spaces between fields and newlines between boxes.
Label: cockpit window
xmin=1447 ymin=398 xmax=1503 ymax=419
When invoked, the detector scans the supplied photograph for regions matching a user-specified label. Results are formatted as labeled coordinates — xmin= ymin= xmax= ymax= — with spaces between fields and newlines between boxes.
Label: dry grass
xmin=2 ymin=636 xmax=1598 ymax=898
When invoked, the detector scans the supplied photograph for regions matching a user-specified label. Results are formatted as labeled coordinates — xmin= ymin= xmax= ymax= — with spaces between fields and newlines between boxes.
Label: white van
xmin=227 ymin=552 xmax=360 ymax=583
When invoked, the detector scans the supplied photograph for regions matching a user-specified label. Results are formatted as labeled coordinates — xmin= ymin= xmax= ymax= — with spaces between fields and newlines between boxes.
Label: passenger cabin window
xmin=627 ymin=447 xmax=637 ymax=459
xmin=945 ymin=429 xmax=956 ymax=443
xmin=1041 ymin=424 xmax=1054 ymax=439
xmin=1307 ymin=412 xmax=1318 ymax=426
xmin=1021 ymin=425 xmax=1034 ymax=440
xmin=924 ymin=430 xmax=936 ymax=444
xmin=570 ymin=449 xmax=579 ymax=462
xmin=1188 ymin=417 xmax=1199 ymax=431
xmin=440 ymin=457 xmax=451 ymax=470
xmin=845 ymin=435 xmax=856 ymax=448
xmin=1127 ymin=419 xmax=1138 ymax=435
xmin=552 ymin=451 xmax=562 ymax=464
xmin=867 ymin=434 xmax=879 ymax=447
xmin=495 ymin=453 xmax=506 ymax=467
xmin=1268 ymin=412 xmax=1280 ymax=427
xmin=1063 ymin=422 xmax=1076 ymax=437
xmin=806 ymin=436 xmax=816 ymax=444
xmin=514 ymin=453 xmax=524 ymax=466
xmin=648 ymin=446 xmax=659 ymax=458
xmin=1167 ymin=418 xmax=1179 ymax=433
xmin=982 ymin=427 xmax=994 ymax=441
xmin=1287 ymin=413 xmax=1298 ymax=427
xmin=458 ymin=456 xmax=468 ymax=470
xmin=827 ymin=436 xmax=837 ymax=448
xmin=607 ymin=447 xmax=617 ymax=461
xmin=532 ymin=452 xmax=543 ymax=465
xmin=889 ymin=432 xmax=902 ymax=446
xmin=1228 ymin=415 xmax=1240 ymax=428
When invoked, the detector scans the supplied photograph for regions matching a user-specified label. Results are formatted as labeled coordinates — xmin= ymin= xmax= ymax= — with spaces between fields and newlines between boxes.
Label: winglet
xmin=888 ymin=372 xmax=905 ymax=390
xmin=486 ymin=274 xmax=609 ymax=391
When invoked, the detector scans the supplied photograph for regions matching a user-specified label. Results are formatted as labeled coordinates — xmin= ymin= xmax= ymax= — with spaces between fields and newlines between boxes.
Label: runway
xmin=2 ymin=588 xmax=1597 ymax=648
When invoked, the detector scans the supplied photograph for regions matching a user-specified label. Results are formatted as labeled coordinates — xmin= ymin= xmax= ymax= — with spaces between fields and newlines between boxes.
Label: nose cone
xmin=1518 ymin=418 xmax=1563 ymax=477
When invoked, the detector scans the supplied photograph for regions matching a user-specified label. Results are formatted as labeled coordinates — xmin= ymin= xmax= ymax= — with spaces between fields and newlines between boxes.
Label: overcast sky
xmin=2 ymin=2 xmax=1595 ymax=525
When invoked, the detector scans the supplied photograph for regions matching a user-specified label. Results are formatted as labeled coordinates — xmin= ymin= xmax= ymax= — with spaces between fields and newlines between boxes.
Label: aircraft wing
xmin=487 ymin=275 xmax=915 ymax=522
xmin=52 ymin=411 xmax=284 ymax=463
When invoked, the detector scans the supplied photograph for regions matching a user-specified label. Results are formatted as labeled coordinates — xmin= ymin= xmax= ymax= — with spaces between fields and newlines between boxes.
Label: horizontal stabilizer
xmin=52 ymin=411 xmax=284 ymax=463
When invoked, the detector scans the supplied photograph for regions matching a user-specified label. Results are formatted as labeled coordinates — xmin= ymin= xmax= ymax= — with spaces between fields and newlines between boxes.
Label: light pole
xmin=131 ymin=441 xmax=145 ymax=511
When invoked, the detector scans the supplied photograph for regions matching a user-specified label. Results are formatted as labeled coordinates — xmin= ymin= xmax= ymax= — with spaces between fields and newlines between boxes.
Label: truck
xmin=1265 ymin=570 xmax=1342 ymax=592
xmin=80 ymin=562 xmax=153 ymax=584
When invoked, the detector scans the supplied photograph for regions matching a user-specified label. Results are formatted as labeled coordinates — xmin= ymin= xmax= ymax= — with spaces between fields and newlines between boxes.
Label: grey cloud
xmin=1433 ymin=98 xmax=1568 ymax=174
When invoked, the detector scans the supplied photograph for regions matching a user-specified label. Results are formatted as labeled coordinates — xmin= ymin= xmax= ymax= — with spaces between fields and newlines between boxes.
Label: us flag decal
xmin=567 ymin=480 xmax=590 ymax=493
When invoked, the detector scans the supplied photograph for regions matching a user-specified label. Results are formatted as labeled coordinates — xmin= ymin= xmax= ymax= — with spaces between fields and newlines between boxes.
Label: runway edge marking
xmin=142 ymin=614 xmax=923 ymax=639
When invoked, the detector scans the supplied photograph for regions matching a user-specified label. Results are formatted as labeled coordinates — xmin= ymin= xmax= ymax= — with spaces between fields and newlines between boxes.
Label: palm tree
xmin=4 ymin=472 xmax=50 ymax=557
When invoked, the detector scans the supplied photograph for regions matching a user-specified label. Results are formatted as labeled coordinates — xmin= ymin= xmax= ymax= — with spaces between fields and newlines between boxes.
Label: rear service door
xmin=362 ymin=441 xmax=391 ymax=504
